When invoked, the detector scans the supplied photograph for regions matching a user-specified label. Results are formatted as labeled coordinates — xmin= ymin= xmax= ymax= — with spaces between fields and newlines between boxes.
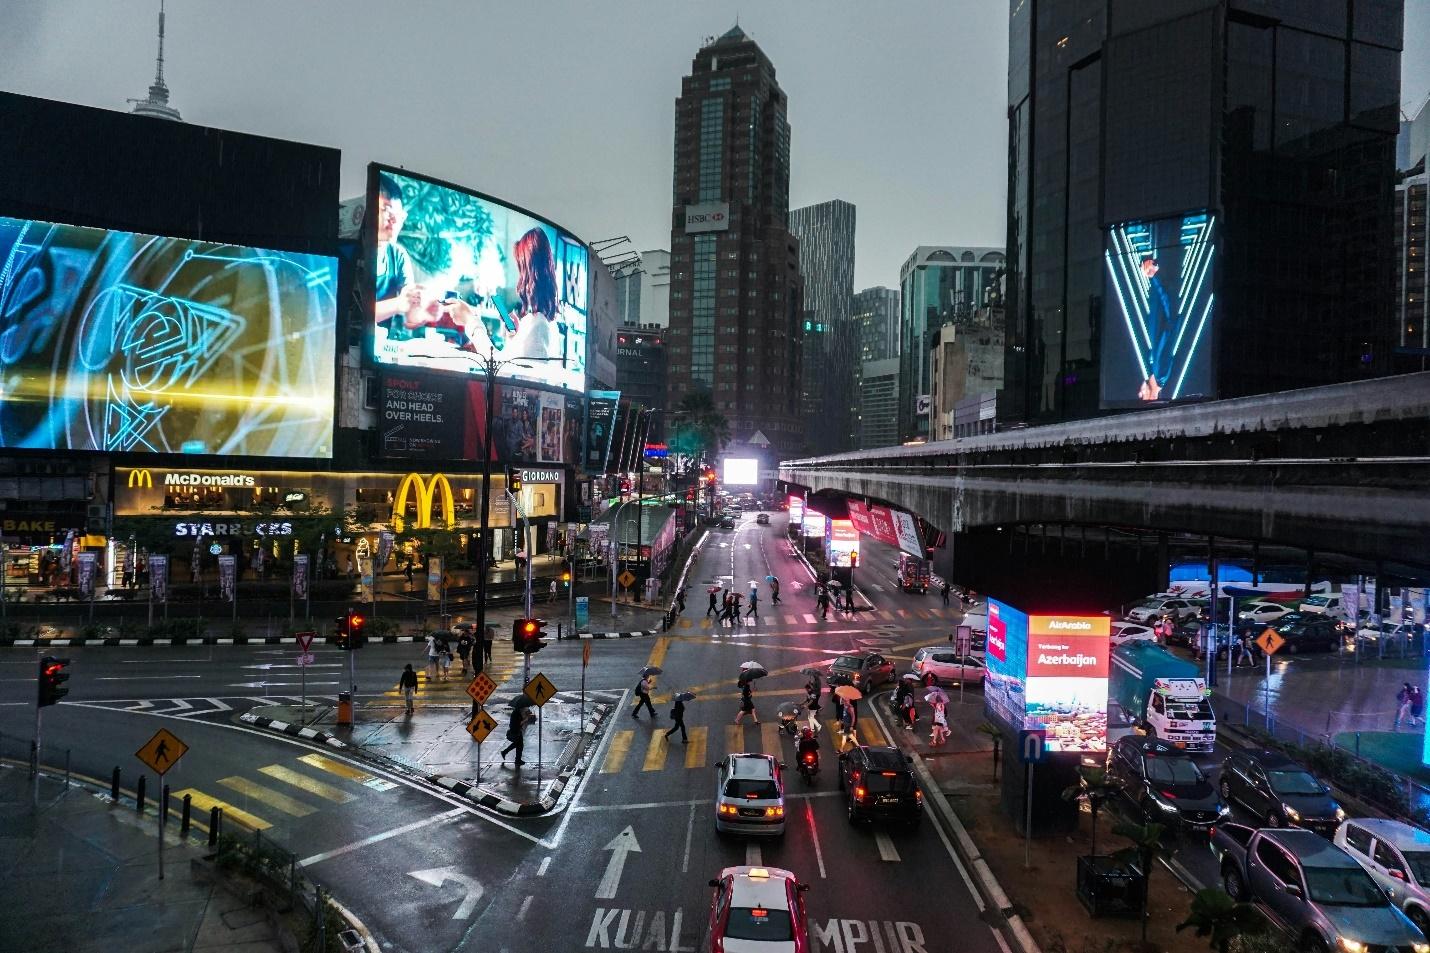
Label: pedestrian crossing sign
xmin=467 ymin=708 xmax=498 ymax=744
xmin=1256 ymin=627 xmax=1285 ymax=656
xmin=466 ymin=672 xmax=497 ymax=705
xmin=136 ymin=727 xmax=188 ymax=776
xmin=618 ymin=570 xmax=636 ymax=589
xmin=524 ymin=672 xmax=558 ymax=706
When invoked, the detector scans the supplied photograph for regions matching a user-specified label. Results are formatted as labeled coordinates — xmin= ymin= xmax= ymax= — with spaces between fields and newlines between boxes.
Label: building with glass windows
xmin=857 ymin=358 xmax=900 ymax=450
xmin=1002 ymin=0 xmax=1403 ymax=424
xmin=853 ymin=286 xmax=900 ymax=363
xmin=666 ymin=25 xmax=804 ymax=462
xmin=897 ymin=246 xmax=1004 ymax=441
xmin=789 ymin=199 xmax=857 ymax=454
xmin=614 ymin=250 xmax=672 ymax=329
xmin=1395 ymin=99 xmax=1428 ymax=370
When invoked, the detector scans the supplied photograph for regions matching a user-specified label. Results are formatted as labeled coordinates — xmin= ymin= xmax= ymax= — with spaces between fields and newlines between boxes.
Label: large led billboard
xmin=1102 ymin=212 xmax=1215 ymax=408
xmin=380 ymin=372 xmax=581 ymax=464
xmin=722 ymin=457 xmax=759 ymax=486
xmin=369 ymin=167 xmax=588 ymax=394
xmin=0 ymin=215 xmax=336 ymax=457
xmin=984 ymin=599 xmax=1110 ymax=753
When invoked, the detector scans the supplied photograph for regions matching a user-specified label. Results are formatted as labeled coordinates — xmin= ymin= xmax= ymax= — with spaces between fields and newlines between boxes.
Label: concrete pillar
xmin=1156 ymin=533 xmax=1170 ymax=593
xmin=1251 ymin=540 xmax=1261 ymax=586
xmin=1304 ymin=550 xmax=1316 ymax=596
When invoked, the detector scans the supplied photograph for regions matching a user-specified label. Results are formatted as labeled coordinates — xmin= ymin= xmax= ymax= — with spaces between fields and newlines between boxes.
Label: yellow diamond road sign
xmin=524 ymin=672 xmax=558 ymax=707
xmin=135 ymin=727 xmax=188 ymax=776
xmin=1256 ymin=626 xmax=1286 ymax=657
xmin=618 ymin=570 xmax=636 ymax=589
xmin=465 ymin=672 xmax=497 ymax=705
xmin=466 ymin=708 xmax=498 ymax=744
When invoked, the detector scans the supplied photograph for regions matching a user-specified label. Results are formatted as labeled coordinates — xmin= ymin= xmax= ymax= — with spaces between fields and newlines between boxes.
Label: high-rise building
xmin=897 ymin=246 xmax=1004 ymax=441
xmin=666 ymin=25 xmax=804 ymax=465
xmin=616 ymin=326 xmax=667 ymax=440
xmin=127 ymin=2 xmax=181 ymax=121
xmin=928 ymin=311 xmax=1005 ymax=441
xmin=853 ymin=286 xmax=900 ymax=363
xmin=614 ymin=250 xmax=672 ymax=329
xmin=856 ymin=358 xmax=900 ymax=450
xmin=1003 ymin=0 xmax=1403 ymax=424
xmin=789 ymin=200 xmax=857 ymax=455
xmin=1395 ymin=99 xmax=1428 ymax=369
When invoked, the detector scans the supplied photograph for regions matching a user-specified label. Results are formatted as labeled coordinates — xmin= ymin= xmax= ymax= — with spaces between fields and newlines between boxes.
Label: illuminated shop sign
xmin=175 ymin=521 xmax=293 ymax=537
xmin=518 ymin=468 xmax=563 ymax=484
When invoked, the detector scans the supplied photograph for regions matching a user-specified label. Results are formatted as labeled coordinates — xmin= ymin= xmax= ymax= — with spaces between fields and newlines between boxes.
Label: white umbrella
xmin=740 ymin=660 xmax=762 ymax=671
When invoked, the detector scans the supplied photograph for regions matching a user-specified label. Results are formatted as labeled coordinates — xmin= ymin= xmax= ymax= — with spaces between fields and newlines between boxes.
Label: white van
xmin=1299 ymin=592 xmax=1347 ymax=621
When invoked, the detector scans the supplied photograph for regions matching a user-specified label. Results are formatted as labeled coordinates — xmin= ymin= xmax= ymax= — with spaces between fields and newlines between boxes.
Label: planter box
xmin=1075 ymin=855 xmax=1145 ymax=917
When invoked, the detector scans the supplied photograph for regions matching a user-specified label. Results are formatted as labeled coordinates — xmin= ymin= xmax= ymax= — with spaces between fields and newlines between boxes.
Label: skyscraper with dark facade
xmin=1002 ymin=0 xmax=1403 ymax=424
xmin=789 ymin=199 xmax=857 ymax=455
xmin=853 ymin=286 xmax=900 ymax=363
xmin=666 ymin=26 xmax=804 ymax=463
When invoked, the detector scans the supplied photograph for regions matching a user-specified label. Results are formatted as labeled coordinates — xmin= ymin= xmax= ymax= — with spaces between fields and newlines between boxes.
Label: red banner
xmin=987 ymin=603 xmax=1007 ymax=662
xmin=865 ymin=505 xmax=898 ymax=547
xmin=847 ymin=500 xmax=875 ymax=537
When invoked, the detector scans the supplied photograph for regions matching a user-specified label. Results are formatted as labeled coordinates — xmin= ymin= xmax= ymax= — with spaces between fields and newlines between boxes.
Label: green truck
xmin=1109 ymin=643 xmax=1216 ymax=752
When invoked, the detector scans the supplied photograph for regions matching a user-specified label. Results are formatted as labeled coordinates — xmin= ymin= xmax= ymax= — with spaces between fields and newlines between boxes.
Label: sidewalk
xmin=0 ymin=764 xmax=290 ymax=953
xmin=241 ymin=688 xmax=618 ymax=815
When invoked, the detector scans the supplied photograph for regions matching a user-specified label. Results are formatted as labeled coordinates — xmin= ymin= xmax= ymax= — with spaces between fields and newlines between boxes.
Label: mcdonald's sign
xmin=127 ymin=469 xmax=154 ymax=489
xmin=392 ymin=473 xmax=455 ymax=532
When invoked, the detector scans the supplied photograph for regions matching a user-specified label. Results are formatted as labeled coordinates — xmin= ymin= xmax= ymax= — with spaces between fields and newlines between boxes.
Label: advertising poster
xmin=891 ymin=510 xmax=923 ymax=559
xmin=149 ymin=555 xmax=168 ymax=602
xmin=847 ymin=500 xmax=874 ymax=538
xmin=827 ymin=519 xmax=859 ymax=568
xmin=983 ymin=599 xmax=1025 ymax=729
xmin=585 ymin=390 xmax=620 ymax=473
xmin=293 ymin=554 xmax=309 ymax=600
xmin=1024 ymin=614 xmax=1110 ymax=752
xmin=370 ymin=167 xmax=588 ymax=394
xmin=1102 ymin=211 xmax=1216 ymax=408
xmin=359 ymin=558 xmax=374 ymax=602
xmin=76 ymin=552 xmax=97 ymax=598
xmin=538 ymin=392 xmax=565 ymax=463
xmin=218 ymin=555 xmax=236 ymax=602
xmin=802 ymin=511 xmax=826 ymax=539
xmin=865 ymin=505 xmax=898 ymax=547
xmin=788 ymin=496 xmax=804 ymax=525
xmin=0 ymin=215 xmax=337 ymax=457
xmin=1344 ymin=584 xmax=1361 ymax=629
xmin=426 ymin=556 xmax=443 ymax=601
xmin=376 ymin=531 xmax=396 ymax=576
xmin=381 ymin=373 xmax=579 ymax=465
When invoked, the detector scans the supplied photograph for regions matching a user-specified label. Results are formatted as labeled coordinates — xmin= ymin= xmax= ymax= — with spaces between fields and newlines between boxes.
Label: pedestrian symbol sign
xmin=618 ymin=570 xmax=636 ymax=590
xmin=136 ymin=727 xmax=188 ymax=776
xmin=1256 ymin=627 xmax=1285 ymax=656
xmin=467 ymin=708 xmax=497 ymax=744
xmin=465 ymin=672 xmax=497 ymax=705
xmin=524 ymin=672 xmax=557 ymax=707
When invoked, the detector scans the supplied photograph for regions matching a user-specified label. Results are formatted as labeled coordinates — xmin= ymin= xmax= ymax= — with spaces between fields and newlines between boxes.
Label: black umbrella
xmin=777 ymin=701 xmax=803 ymax=719
xmin=738 ymin=667 xmax=768 ymax=685
xmin=640 ymin=666 xmax=663 ymax=677
xmin=507 ymin=696 xmax=536 ymax=710
xmin=674 ymin=691 xmax=696 ymax=703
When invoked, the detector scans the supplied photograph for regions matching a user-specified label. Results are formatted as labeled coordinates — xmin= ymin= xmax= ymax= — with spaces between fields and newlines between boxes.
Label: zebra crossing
xmin=599 ymin=715 xmax=890 ymax=776
xmin=171 ymin=750 xmax=397 ymax=832
xmin=674 ymin=606 xmax=953 ymax=633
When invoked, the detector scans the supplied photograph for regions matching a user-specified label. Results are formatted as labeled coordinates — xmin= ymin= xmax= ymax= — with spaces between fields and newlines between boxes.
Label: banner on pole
xmin=218 ymin=555 xmax=236 ymax=602
xmin=359 ymin=558 xmax=373 ymax=602
xmin=149 ymin=555 xmax=169 ymax=602
xmin=427 ymin=556 xmax=444 ymax=602
xmin=377 ymin=531 xmax=395 ymax=575
xmin=76 ymin=552 xmax=97 ymax=597
xmin=293 ymin=554 xmax=310 ymax=599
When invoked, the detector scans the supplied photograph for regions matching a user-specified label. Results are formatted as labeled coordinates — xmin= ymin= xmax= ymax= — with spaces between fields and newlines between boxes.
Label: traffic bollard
xmin=136 ymin=775 xmax=146 ymax=815
xmin=111 ymin=767 xmax=121 ymax=803
xmin=180 ymin=794 xmax=192 ymax=837
xmin=208 ymin=806 xmax=221 ymax=846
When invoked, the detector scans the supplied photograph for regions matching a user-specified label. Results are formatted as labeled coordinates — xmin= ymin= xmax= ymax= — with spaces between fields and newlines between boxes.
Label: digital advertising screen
xmin=722 ymin=457 xmax=759 ymax=486
xmin=788 ymin=495 xmax=804 ymax=524
xmin=1102 ymin=211 xmax=1215 ymax=409
xmin=983 ymin=599 xmax=1028 ymax=731
xmin=827 ymin=519 xmax=859 ymax=568
xmin=0 ymin=215 xmax=336 ymax=457
xmin=585 ymin=390 xmax=620 ymax=473
xmin=370 ymin=166 xmax=588 ymax=394
xmin=380 ymin=372 xmax=581 ymax=465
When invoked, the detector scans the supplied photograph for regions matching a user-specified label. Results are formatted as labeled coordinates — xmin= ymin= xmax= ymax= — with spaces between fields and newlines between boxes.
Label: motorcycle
xmin=796 ymin=746 xmax=820 ymax=784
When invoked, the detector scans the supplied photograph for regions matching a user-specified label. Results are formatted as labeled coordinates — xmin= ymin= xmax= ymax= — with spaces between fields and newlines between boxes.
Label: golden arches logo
xmin=392 ymin=473 xmax=455 ymax=532
xmin=128 ymin=469 xmax=154 ymax=489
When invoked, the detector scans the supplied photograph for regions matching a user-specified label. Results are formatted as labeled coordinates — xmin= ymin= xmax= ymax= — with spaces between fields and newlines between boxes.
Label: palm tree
xmin=1061 ymin=765 xmax=1120 ymax=858
xmin=1177 ymin=888 xmax=1267 ymax=953
xmin=673 ymin=392 xmax=731 ymax=463
xmin=1112 ymin=820 xmax=1169 ymax=944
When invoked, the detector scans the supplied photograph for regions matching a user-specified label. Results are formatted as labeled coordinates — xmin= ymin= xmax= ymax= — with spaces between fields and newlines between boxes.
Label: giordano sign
xmin=392 ymin=473 xmax=455 ymax=533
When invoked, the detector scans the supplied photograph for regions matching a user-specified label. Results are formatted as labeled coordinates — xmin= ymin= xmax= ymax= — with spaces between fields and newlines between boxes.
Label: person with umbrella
xmin=632 ymin=666 xmax=660 ymax=720
xmin=666 ymin=691 xmax=694 ymax=742
xmin=746 ymin=586 xmax=759 ymax=620
xmin=501 ymin=703 xmax=536 ymax=767
xmin=735 ymin=663 xmax=765 ymax=725
xmin=769 ymin=575 xmax=781 ymax=605
xmin=834 ymin=684 xmax=862 ymax=749
xmin=930 ymin=700 xmax=950 ymax=746
xmin=802 ymin=669 xmax=823 ymax=731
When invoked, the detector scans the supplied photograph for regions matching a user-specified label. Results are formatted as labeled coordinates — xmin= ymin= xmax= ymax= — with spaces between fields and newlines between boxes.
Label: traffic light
xmin=703 ymin=469 xmax=717 ymax=486
xmin=334 ymin=615 xmax=350 ymax=650
xmin=37 ymin=656 xmax=70 ymax=707
xmin=561 ymin=570 xmax=571 ymax=589
xmin=511 ymin=618 xmax=547 ymax=655
xmin=506 ymin=466 xmax=522 ymax=494
xmin=334 ymin=609 xmax=364 ymax=650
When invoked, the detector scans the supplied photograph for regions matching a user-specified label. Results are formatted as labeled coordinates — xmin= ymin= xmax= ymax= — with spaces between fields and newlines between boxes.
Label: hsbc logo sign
xmin=684 ymin=202 xmax=730 ymax=234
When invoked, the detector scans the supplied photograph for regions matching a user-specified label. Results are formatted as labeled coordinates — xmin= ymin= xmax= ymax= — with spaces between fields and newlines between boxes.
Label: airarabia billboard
xmin=985 ymin=599 xmax=1110 ymax=753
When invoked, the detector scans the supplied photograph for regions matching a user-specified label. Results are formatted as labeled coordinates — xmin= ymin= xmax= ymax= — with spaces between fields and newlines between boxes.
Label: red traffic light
xmin=349 ymin=613 xmax=365 ymax=629
xmin=511 ymin=618 xmax=547 ymax=654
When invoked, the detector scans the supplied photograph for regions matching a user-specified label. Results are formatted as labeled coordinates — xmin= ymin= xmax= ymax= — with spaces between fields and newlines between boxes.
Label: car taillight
xmin=915 ymin=789 xmax=923 ymax=802
xmin=803 ymin=753 xmax=815 ymax=763
xmin=765 ymin=806 xmax=784 ymax=817
xmin=719 ymin=804 xmax=738 ymax=816
xmin=854 ymin=786 xmax=866 ymax=800
xmin=851 ymin=770 xmax=860 ymax=783
xmin=1160 ymin=790 xmax=1178 ymax=800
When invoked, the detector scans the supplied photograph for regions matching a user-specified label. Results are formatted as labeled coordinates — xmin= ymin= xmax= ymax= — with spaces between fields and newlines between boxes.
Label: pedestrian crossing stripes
xmin=688 ymin=607 xmax=951 ymax=630
xmin=599 ymin=715 xmax=887 ymax=775
xmin=168 ymin=751 xmax=397 ymax=832
xmin=379 ymin=638 xmax=520 ymax=703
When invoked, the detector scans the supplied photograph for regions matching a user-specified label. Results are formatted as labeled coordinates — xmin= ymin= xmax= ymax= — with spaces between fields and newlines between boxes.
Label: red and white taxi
xmin=706 ymin=865 xmax=810 ymax=952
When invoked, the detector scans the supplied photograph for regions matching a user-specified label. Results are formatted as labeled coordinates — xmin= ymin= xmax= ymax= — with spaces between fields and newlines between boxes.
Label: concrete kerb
xmin=0 ymin=634 xmax=429 ymax=648
xmin=867 ymin=693 xmax=1042 ymax=953
xmin=559 ymin=629 xmax=657 ymax=640
xmin=238 ymin=701 xmax=613 ymax=817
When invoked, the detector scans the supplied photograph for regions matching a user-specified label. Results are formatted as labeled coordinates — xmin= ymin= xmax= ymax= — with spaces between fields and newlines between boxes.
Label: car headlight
xmin=1217 ymin=803 xmax=1231 ymax=816
xmin=1151 ymin=795 xmax=1179 ymax=813
xmin=1335 ymin=807 xmax=1346 ymax=821
xmin=1338 ymin=939 xmax=1366 ymax=953
xmin=1283 ymin=805 xmax=1302 ymax=821
xmin=1410 ymin=943 xmax=1428 ymax=953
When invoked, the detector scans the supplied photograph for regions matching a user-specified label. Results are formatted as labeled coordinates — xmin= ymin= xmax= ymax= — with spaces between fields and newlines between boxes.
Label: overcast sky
xmin=2 ymin=0 xmax=1427 ymax=290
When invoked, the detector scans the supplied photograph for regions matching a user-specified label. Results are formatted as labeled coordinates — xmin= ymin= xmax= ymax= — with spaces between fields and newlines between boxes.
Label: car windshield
xmin=1135 ymin=601 xmax=1162 ymax=610
xmin=725 ymin=906 xmax=794 ymax=941
xmin=1266 ymin=769 xmax=1323 ymax=796
xmin=1165 ymin=700 xmax=1213 ymax=720
xmin=1144 ymin=758 xmax=1203 ymax=785
xmin=832 ymin=656 xmax=860 ymax=670
xmin=1402 ymin=851 xmax=1430 ymax=884
xmin=862 ymin=772 xmax=913 ymax=794
xmin=1302 ymin=866 xmax=1389 ymax=907
xmin=724 ymin=779 xmax=778 ymax=799
xmin=1305 ymin=596 xmax=1330 ymax=607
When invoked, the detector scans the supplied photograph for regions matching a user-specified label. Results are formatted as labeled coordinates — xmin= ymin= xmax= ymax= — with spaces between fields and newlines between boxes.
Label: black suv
xmin=1268 ymin=613 xmax=1342 ymax=654
xmin=1105 ymin=737 xmax=1228 ymax=830
xmin=837 ymin=745 xmax=922 ymax=827
xmin=1218 ymin=749 xmax=1344 ymax=834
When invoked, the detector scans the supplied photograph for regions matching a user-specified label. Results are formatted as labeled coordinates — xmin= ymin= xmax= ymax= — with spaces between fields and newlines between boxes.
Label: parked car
xmin=1355 ymin=620 xmax=1422 ymax=648
xmin=1212 ymin=824 xmax=1427 ymax=953
xmin=1105 ymin=737 xmax=1228 ymax=830
xmin=756 ymin=513 xmax=770 ymax=525
xmin=1299 ymin=593 xmax=1348 ymax=622
xmin=705 ymin=865 xmax=810 ymax=952
xmin=1218 ymin=749 xmax=1345 ymax=834
xmin=714 ymin=753 xmax=786 ymax=838
xmin=961 ymin=602 xmax=988 ymax=633
xmin=911 ymin=647 xmax=985 ymax=688
xmin=1334 ymin=818 xmax=1430 ymax=938
xmin=1237 ymin=601 xmax=1294 ymax=626
xmin=836 ymin=745 xmax=922 ymax=827
xmin=1109 ymin=621 xmax=1159 ymax=647
xmin=1163 ymin=618 xmax=1204 ymax=648
xmin=1125 ymin=598 xmax=1199 ymax=624
xmin=827 ymin=653 xmax=895 ymax=690
xmin=1269 ymin=613 xmax=1343 ymax=654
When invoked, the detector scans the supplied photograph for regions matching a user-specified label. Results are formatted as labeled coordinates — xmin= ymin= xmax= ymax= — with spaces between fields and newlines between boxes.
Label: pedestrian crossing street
xmin=678 ymin=606 xmax=953 ymax=630
xmin=171 ymin=751 xmax=397 ymax=832
xmin=599 ymin=716 xmax=891 ymax=776
xmin=378 ymin=636 xmax=521 ymax=701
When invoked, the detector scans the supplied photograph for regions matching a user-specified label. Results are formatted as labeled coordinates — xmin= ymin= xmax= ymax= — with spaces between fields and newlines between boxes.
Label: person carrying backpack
xmin=632 ymin=672 xmax=657 ymax=720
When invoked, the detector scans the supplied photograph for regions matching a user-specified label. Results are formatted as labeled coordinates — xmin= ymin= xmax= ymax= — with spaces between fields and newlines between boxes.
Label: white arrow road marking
xmin=595 ymin=826 xmax=641 ymax=899
xmin=874 ymin=830 xmax=901 ymax=862
xmin=745 ymin=842 xmax=762 ymax=866
xmin=407 ymin=866 xmax=484 ymax=920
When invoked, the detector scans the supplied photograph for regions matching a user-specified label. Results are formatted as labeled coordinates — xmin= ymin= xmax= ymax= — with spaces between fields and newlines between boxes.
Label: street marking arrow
xmin=595 ymin=826 xmax=641 ymax=900
xmin=407 ymin=866 xmax=484 ymax=920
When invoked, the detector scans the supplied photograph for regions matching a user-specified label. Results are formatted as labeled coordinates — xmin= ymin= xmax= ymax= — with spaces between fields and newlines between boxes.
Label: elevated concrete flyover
xmin=780 ymin=372 xmax=1430 ymax=572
